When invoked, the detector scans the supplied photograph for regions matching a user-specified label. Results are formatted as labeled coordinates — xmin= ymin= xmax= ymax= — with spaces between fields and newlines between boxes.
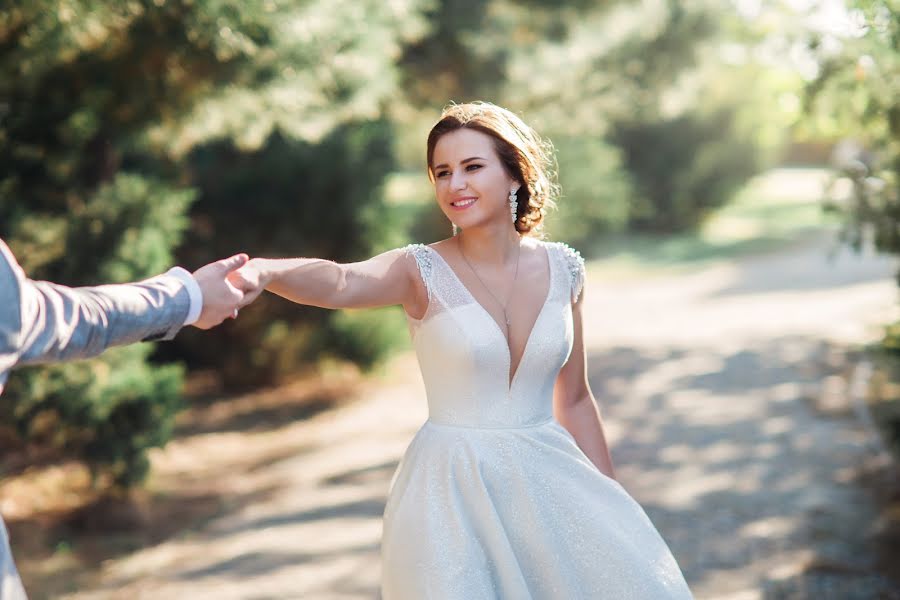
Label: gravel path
xmin=59 ymin=230 xmax=900 ymax=599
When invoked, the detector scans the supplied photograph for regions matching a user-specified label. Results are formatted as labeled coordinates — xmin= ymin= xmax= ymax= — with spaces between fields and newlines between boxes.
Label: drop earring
xmin=509 ymin=188 xmax=518 ymax=222
xmin=452 ymin=222 xmax=458 ymax=236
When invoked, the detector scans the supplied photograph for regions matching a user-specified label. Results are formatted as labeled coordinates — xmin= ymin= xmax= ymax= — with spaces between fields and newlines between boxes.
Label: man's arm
xmin=0 ymin=239 xmax=250 ymax=390
xmin=15 ymin=272 xmax=194 ymax=364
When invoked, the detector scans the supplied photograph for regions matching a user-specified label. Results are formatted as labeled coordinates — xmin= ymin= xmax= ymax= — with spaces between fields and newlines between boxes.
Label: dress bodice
xmin=401 ymin=239 xmax=585 ymax=429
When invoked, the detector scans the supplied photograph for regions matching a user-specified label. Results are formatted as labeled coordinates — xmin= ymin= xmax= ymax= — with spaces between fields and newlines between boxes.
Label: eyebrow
xmin=432 ymin=156 xmax=486 ymax=170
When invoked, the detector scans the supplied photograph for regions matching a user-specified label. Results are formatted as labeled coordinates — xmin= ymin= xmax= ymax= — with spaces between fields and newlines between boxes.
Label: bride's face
xmin=431 ymin=128 xmax=519 ymax=230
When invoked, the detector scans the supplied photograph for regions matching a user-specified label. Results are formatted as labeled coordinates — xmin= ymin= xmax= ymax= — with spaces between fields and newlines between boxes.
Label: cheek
xmin=434 ymin=181 xmax=452 ymax=203
xmin=476 ymin=167 xmax=506 ymax=190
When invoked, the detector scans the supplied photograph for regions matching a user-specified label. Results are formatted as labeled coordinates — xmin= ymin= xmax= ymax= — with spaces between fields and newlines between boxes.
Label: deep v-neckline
xmin=425 ymin=241 xmax=554 ymax=392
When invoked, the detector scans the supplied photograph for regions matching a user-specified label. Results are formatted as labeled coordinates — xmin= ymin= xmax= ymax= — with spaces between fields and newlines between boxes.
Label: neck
xmin=456 ymin=222 xmax=522 ymax=266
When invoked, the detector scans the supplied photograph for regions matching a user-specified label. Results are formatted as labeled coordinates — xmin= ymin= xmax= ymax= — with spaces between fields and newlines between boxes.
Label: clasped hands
xmin=190 ymin=254 xmax=266 ymax=329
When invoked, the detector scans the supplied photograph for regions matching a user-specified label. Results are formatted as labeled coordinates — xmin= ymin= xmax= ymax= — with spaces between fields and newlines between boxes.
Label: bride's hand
xmin=228 ymin=259 xmax=267 ymax=308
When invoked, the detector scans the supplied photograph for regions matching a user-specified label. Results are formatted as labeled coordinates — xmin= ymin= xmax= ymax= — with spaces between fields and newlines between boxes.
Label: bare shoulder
xmin=523 ymin=236 xmax=554 ymax=262
xmin=428 ymin=238 xmax=454 ymax=252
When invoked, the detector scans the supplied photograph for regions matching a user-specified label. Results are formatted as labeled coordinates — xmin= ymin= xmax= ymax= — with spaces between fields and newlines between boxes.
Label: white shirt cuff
xmin=165 ymin=266 xmax=203 ymax=326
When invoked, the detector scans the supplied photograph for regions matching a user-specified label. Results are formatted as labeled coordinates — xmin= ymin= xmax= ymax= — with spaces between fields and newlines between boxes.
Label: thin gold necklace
xmin=457 ymin=234 xmax=521 ymax=329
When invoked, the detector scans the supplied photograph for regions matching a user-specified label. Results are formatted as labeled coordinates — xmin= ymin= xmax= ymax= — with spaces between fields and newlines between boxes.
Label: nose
xmin=449 ymin=168 xmax=467 ymax=191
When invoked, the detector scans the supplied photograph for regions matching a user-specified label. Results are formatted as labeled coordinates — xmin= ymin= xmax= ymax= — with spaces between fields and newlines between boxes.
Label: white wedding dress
xmin=380 ymin=239 xmax=693 ymax=599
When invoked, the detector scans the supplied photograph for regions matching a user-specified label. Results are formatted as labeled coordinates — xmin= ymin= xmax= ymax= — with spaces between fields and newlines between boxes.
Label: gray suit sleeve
xmin=0 ymin=240 xmax=191 ymax=382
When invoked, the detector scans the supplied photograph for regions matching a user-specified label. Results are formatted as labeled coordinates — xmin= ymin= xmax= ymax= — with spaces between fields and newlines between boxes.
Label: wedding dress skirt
xmin=380 ymin=241 xmax=693 ymax=599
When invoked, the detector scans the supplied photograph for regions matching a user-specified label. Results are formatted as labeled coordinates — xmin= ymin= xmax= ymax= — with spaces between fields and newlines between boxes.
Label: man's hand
xmin=227 ymin=258 xmax=267 ymax=309
xmin=191 ymin=254 xmax=250 ymax=329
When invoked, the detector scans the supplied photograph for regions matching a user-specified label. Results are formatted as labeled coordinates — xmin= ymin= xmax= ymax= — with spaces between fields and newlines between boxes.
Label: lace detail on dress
xmin=402 ymin=244 xmax=435 ymax=326
xmin=402 ymin=243 xmax=433 ymax=311
xmin=556 ymin=242 xmax=585 ymax=303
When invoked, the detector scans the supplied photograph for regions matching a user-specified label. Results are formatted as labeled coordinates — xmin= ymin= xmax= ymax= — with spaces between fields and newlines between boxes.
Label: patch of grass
xmin=585 ymin=168 xmax=844 ymax=280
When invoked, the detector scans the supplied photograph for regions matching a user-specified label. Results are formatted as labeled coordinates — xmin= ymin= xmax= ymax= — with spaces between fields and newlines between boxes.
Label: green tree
xmin=167 ymin=121 xmax=411 ymax=387
xmin=153 ymin=1 xmax=433 ymax=386
xmin=804 ymin=1 xmax=899 ymax=256
xmin=0 ymin=0 xmax=275 ymax=487
xmin=512 ymin=1 xmax=762 ymax=233
xmin=0 ymin=0 xmax=430 ymax=486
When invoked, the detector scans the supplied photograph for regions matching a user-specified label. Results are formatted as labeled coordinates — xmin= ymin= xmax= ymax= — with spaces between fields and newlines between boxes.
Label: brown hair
xmin=426 ymin=101 xmax=559 ymax=238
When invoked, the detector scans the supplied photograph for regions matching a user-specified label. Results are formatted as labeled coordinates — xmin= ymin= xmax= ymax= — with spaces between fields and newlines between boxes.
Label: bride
xmin=231 ymin=102 xmax=694 ymax=598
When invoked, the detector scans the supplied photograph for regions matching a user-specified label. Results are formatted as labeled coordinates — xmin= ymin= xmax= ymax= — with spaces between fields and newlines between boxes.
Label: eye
xmin=466 ymin=164 xmax=482 ymax=172
xmin=436 ymin=170 xmax=450 ymax=178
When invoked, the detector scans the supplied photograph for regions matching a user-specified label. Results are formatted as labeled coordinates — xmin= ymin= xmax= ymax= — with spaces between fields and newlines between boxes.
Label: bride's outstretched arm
xmin=230 ymin=248 xmax=417 ymax=311
xmin=552 ymin=286 xmax=617 ymax=480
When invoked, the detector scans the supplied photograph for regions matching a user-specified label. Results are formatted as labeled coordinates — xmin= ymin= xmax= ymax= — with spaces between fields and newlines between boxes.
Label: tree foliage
xmin=804 ymin=1 xmax=899 ymax=260
xmin=0 ymin=0 xmax=280 ymax=487
xmin=168 ymin=120 xmax=409 ymax=387
xmin=0 ymin=0 xmax=428 ymax=486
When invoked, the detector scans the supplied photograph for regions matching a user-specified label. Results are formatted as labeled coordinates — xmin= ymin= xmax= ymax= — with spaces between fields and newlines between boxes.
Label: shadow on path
xmin=585 ymin=336 xmax=900 ymax=598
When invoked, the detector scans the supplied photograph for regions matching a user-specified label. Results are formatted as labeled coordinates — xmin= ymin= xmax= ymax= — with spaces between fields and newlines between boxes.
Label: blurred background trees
xmin=803 ymin=0 xmax=898 ymax=259
xmin=2 ymin=0 xmax=877 ymax=489
xmin=0 ymin=0 xmax=427 ymax=486
xmin=0 ymin=0 xmax=278 ymax=487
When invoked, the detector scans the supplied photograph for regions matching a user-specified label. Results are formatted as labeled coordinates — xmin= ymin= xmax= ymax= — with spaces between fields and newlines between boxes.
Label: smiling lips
xmin=451 ymin=197 xmax=477 ymax=209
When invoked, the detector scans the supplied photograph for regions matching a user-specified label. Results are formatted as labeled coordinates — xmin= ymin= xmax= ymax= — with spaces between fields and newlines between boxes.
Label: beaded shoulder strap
xmin=556 ymin=241 xmax=585 ymax=303
xmin=402 ymin=243 xmax=433 ymax=299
